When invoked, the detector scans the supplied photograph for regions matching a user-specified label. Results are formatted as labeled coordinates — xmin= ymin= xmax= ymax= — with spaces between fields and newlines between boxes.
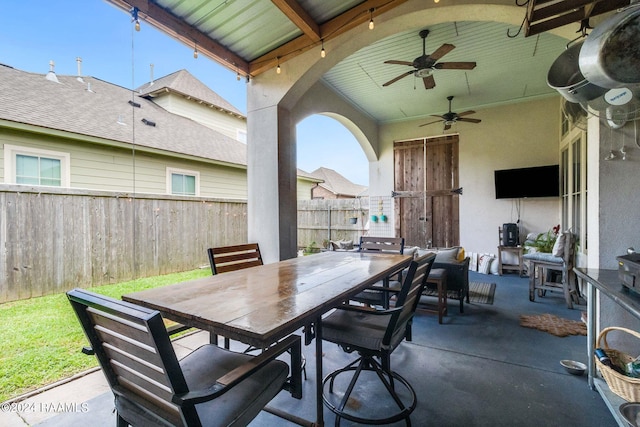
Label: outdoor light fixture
xmin=130 ymin=7 xmax=140 ymax=31
xmin=369 ymin=8 xmax=374 ymax=30
xmin=193 ymin=42 xmax=198 ymax=59
xmin=237 ymin=71 xmax=241 ymax=81
xmin=321 ymin=40 xmax=326 ymax=58
xmin=276 ymin=57 xmax=281 ymax=74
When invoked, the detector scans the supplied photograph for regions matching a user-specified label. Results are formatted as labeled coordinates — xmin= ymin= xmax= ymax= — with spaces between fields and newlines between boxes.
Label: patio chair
xmin=350 ymin=236 xmax=406 ymax=308
xmin=206 ymin=243 xmax=263 ymax=347
xmin=67 ymin=288 xmax=302 ymax=427
xmin=208 ymin=243 xmax=306 ymax=378
xmin=526 ymin=231 xmax=579 ymax=308
xmin=207 ymin=243 xmax=263 ymax=275
xmin=321 ymin=253 xmax=435 ymax=425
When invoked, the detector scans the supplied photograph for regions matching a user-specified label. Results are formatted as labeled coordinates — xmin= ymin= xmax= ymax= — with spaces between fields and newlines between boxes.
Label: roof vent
xmin=128 ymin=100 xmax=141 ymax=108
xmin=45 ymin=60 xmax=59 ymax=83
xmin=141 ymin=118 xmax=156 ymax=127
xmin=117 ymin=115 xmax=126 ymax=125
xmin=76 ymin=57 xmax=84 ymax=83
xmin=86 ymin=82 xmax=94 ymax=93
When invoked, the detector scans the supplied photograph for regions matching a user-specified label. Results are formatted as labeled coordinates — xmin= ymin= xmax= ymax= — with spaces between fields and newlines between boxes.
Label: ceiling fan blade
xmin=383 ymin=70 xmax=415 ymax=87
xmin=456 ymin=110 xmax=476 ymax=117
xmin=457 ymin=117 xmax=482 ymax=123
xmin=428 ymin=43 xmax=455 ymax=61
xmin=423 ymin=75 xmax=436 ymax=89
xmin=435 ymin=62 xmax=477 ymax=70
xmin=418 ymin=119 xmax=444 ymax=127
xmin=384 ymin=60 xmax=414 ymax=66
xmin=444 ymin=123 xmax=452 ymax=131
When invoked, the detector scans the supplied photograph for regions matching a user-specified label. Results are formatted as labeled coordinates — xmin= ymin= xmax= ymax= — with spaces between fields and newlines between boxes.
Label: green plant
xmin=529 ymin=224 xmax=560 ymax=253
xmin=304 ymin=241 xmax=317 ymax=255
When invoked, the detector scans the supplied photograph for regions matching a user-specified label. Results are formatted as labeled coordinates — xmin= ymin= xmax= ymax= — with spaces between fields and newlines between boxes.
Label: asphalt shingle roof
xmin=0 ymin=64 xmax=246 ymax=167
xmin=310 ymin=167 xmax=367 ymax=197
xmin=137 ymin=69 xmax=245 ymax=117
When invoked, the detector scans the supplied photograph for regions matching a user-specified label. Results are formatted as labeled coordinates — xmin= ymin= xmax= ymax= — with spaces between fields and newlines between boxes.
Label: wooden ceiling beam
xmin=525 ymin=0 xmax=631 ymax=37
xmin=249 ymin=0 xmax=407 ymax=76
xmin=271 ymin=0 xmax=321 ymax=42
xmin=108 ymin=0 xmax=250 ymax=76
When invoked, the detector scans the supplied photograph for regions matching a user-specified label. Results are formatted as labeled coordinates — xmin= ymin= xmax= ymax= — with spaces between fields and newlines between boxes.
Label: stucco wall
xmin=377 ymin=96 xmax=561 ymax=254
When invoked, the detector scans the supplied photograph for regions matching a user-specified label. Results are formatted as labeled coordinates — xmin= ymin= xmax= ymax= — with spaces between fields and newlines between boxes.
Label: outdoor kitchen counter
xmin=575 ymin=267 xmax=640 ymax=427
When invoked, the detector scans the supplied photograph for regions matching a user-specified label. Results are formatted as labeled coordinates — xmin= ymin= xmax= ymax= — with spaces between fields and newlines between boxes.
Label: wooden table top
xmin=123 ymin=251 xmax=412 ymax=347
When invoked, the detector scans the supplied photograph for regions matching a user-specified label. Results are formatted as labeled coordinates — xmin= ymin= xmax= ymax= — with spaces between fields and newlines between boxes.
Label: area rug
xmin=468 ymin=281 xmax=496 ymax=305
xmin=423 ymin=281 xmax=496 ymax=305
xmin=519 ymin=313 xmax=586 ymax=337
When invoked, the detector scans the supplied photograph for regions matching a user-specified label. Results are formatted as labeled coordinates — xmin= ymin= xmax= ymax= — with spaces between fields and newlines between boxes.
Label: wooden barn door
xmin=393 ymin=135 xmax=460 ymax=248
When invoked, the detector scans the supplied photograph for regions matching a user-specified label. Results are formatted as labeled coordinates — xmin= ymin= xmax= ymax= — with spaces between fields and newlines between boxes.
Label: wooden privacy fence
xmin=297 ymin=198 xmax=369 ymax=251
xmin=0 ymin=186 xmax=247 ymax=303
xmin=0 ymin=186 xmax=370 ymax=303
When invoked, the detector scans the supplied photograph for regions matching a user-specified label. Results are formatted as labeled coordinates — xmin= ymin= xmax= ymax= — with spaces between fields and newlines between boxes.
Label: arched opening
xmin=297 ymin=114 xmax=369 ymax=188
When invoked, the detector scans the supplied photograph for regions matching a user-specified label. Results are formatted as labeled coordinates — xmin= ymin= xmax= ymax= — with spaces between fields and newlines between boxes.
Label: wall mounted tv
xmin=494 ymin=165 xmax=560 ymax=199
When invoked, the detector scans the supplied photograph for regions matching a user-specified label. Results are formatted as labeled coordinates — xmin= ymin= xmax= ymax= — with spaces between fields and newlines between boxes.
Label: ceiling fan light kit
xmin=382 ymin=29 xmax=476 ymax=90
xmin=419 ymin=96 xmax=482 ymax=130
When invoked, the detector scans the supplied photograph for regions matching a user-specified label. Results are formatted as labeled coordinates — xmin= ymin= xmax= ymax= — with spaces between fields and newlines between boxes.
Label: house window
xmin=4 ymin=144 xmax=70 ymax=187
xmin=167 ymin=168 xmax=199 ymax=196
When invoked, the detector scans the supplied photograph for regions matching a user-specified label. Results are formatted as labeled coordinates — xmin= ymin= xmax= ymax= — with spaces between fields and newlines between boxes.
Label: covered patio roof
xmin=105 ymin=0 xmax=630 ymax=123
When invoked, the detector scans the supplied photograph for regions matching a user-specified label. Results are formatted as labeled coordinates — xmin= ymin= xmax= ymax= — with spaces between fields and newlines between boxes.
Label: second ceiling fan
xmin=419 ymin=96 xmax=482 ymax=130
xmin=383 ymin=29 xmax=476 ymax=90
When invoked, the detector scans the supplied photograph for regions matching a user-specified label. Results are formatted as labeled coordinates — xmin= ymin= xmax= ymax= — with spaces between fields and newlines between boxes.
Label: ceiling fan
xmin=419 ymin=96 xmax=482 ymax=130
xmin=382 ymin=29 xmax=476 ymax=90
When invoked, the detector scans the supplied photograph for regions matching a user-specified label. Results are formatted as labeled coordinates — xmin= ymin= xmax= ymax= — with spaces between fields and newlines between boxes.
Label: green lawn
xmin=0 ymin=268 xmax=211 ymax=403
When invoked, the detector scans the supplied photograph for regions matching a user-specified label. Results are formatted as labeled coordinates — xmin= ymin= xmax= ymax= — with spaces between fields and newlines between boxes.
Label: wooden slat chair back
xmin=208 ymin=243 xmax=263 ymax=275
xmin=352 ymin=236 xmax=406 ymax=307
xmin=359 ymin=236 xmax=405 ymax=254
xmin=67 ymin=288 xmax=301 ymax=427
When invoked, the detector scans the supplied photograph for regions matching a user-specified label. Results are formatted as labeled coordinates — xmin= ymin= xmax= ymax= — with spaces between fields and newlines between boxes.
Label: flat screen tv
xmin=494 ymin=165 xmax=560 ymax=199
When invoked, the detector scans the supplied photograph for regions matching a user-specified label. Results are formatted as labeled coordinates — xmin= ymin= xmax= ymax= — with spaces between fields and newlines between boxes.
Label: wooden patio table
xmin=123 ymin=251 xmax=412 ymax=427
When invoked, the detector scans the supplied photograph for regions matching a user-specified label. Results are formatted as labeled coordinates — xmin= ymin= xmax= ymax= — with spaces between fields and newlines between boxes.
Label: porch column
xmin=247 ymin=104 xmax=298 ymax=263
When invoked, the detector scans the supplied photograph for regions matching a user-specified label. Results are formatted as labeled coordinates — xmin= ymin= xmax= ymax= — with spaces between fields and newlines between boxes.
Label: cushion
xmin=435 ymin=247 xmax=460 ymax=263
xmin=330 ymin=240 xmax=354 ymax=251
xmin=404 ymin=246 xmax=419 ymax=258
xmin=552 ymin=232 xmax=567 ymax=258
xmin=523 ymin=252 xmax=563 ymax=264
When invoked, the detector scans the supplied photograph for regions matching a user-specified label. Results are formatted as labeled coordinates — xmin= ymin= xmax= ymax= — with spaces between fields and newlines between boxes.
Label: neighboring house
xmin=0 ymin=63 xmax=319 ymax=199
xmin=308 ymin=167 xmax=367 ymax=199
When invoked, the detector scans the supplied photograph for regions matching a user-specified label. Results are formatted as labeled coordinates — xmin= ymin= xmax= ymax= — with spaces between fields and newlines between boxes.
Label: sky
xmin=0 ymin=0 xmax=369 ymax=186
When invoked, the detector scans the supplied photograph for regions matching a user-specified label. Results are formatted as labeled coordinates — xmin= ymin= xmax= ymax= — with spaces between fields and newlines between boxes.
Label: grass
xmin=0 ymin=268 xmax=211 ymax=403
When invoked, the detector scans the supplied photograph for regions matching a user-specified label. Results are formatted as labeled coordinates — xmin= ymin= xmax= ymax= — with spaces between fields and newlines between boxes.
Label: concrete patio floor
xmin=1 ymin=271 xmax=618 ymax=426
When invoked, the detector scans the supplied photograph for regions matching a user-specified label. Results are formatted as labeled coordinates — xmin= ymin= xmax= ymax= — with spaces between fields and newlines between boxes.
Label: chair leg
xmin=116 ymin=413 xmax=128 ymax=427
xmin=562 ymin=269 xmax=574 ymax=309
xmin=323 ymin=355 xmax=416 ymax=426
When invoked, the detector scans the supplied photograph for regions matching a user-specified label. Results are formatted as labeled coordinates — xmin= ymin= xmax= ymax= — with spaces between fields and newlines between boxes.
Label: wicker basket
xmin=595 ymin=326 xmax=640 ymax=402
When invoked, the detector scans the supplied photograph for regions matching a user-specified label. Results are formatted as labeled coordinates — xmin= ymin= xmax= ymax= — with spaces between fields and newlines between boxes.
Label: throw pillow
xmin=339 ymin=240 xmax=354 ymax=250
xmin=404 ymin=246 xmax=419 ymax=258
xmin=479 ymin=254 xmax=493 ymax=274
xmin=457 ymin=247 xmax=466 ymax=262
xmin=552 ymin=232 xmax=567 ymax=258
xmin=435 ymin=247 xmax=459 ymax=263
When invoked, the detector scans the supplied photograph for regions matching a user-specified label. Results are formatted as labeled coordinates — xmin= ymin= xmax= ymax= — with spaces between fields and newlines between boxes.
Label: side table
xmin=497 ymin=245 xmax=524 ymax=277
